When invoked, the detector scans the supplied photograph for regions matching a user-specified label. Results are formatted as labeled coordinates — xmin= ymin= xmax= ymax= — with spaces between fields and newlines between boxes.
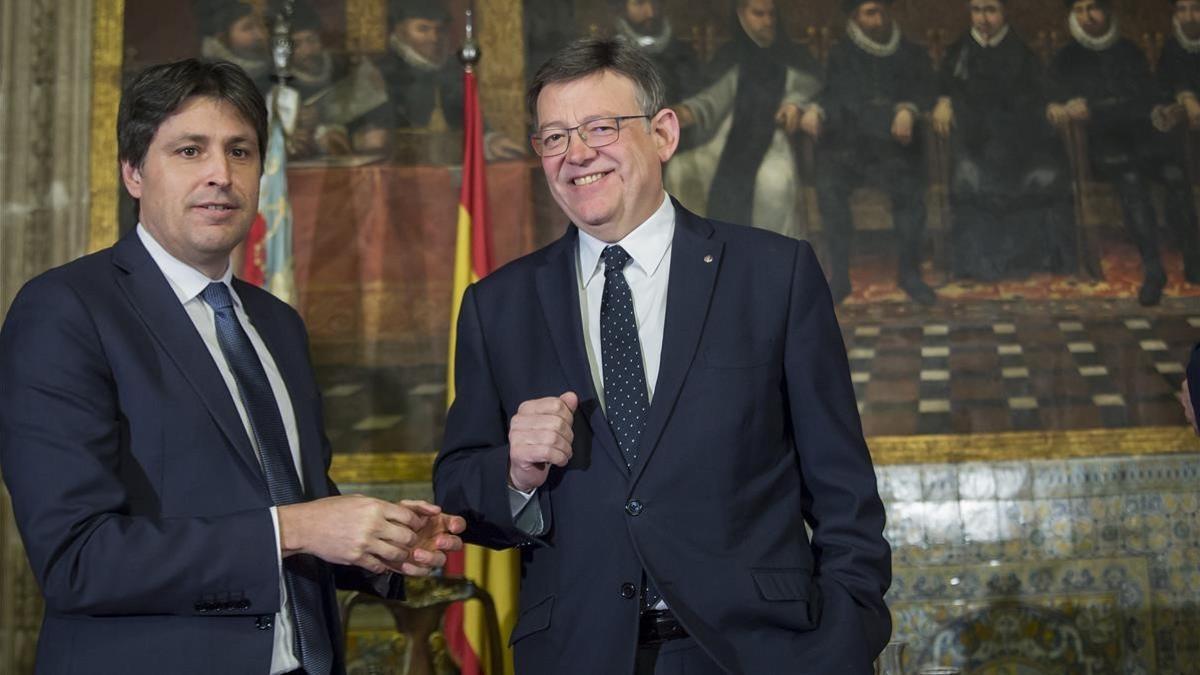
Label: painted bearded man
xmin=1048 ymin=0 xmax=1200 ymax=305
xmin=809 ymin=0 xmax=937 ymax=306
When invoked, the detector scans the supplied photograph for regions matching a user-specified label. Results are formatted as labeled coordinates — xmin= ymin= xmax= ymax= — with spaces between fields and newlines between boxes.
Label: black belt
xmin=638 ymin=609 xmax=689 ymax=645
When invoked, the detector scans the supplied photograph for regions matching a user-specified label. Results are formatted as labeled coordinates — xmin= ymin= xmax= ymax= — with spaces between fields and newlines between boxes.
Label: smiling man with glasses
xmin=435 ymin=37 xmax=891 ymax=675
xmin=531 ymin=114 xmax=651 ymax=157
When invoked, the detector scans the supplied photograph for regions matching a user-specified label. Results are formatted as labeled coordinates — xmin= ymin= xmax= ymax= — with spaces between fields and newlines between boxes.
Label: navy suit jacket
xmin=0 ymin=232 xmax=398 ymax=675
xmin=435 ymin=201 xmax=891 ymax=674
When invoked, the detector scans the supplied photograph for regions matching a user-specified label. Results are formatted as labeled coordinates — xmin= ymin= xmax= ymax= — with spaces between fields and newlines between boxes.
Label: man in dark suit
xmin=1151 ymin=0 xmax=1200 ymax=284
xmin=0 ymin=59 xmax=463 ymax=675
xmin=1047 ymin=0 xmax=1196 ymax=306
xmin=806 ymin=0 xmax=937 ymax=306
xmin=932 ymin=0 xmax=1075 ymax=281
xmin=434 ymin=38 xmax=891 ymax=674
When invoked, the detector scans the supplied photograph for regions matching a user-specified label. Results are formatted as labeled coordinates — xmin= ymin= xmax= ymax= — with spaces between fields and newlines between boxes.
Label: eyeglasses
xmin=530 ymin=115 xmax=651 ymax=157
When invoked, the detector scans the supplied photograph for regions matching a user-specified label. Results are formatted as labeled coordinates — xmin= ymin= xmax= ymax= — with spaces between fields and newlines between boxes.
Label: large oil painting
xmin=94 ymin=0 xmax=1200 ymax=477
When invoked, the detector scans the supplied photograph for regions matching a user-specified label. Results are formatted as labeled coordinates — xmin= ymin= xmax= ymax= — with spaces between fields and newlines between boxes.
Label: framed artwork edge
xmin=89 ymin=0 xmax=124 ymax=252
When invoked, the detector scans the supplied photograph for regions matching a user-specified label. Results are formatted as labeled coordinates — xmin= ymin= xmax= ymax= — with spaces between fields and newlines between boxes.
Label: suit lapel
xmin=236 ymin=282 xmax=328 ymax=498
xmin=534 ymin=228 xmax=627 ymax=473
xmin=111 ymin=234 xmax=265 ymax=485
xmin=629 ymin=203 xmax=722 ymax=488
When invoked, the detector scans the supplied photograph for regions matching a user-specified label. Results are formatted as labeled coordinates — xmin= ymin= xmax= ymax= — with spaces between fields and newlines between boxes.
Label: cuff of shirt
xmin=508 ymin=485 xmax=544 ymax=535
xmin=270 ymin=505 xmax=283 ymax=571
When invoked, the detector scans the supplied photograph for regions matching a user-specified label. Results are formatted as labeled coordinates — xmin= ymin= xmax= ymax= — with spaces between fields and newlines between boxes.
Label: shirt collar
xmin=136 ymin=223 xmax=236 ymax=307
xmin=971 ymin=24 xmax=1010 ymax=48
xmin=1068 ymin=13 xmax=1119 ymax=52
xmin=578 ymin=192 xmax=674 ymax=289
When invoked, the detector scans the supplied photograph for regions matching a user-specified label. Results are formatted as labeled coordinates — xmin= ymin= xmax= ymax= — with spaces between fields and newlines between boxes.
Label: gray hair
xmin=526 ymin=37 xmax=666 ymax=128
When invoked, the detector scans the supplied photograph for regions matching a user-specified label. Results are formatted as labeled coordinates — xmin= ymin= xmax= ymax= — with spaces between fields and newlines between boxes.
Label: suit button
xmin=620 ymin=582 xmax=637 ymax=599
xmin=255 ymin=615 xmax=274 ymax=630
xmin=625 ymin=500 xmax=643 ymax=516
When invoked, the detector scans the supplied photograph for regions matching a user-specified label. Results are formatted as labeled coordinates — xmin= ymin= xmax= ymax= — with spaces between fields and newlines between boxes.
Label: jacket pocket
xmin=751 ymin=568 xmax=823 ymax=631
xmin=508 ymin=594 xmax=554 ymax=646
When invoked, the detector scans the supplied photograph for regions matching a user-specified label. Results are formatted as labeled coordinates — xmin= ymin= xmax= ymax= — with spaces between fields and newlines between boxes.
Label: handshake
xmin=278 ymin=495 xmax=466 ymax=576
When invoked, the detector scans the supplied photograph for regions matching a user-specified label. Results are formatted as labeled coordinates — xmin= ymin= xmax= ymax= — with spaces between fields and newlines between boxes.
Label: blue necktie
xmin=600 ymin=246 xmax=649 ymax=467
xmin=201 ymin=283 xmax=333 ymax=675
xmin=598 ymin=247 xmax=661 ymax=609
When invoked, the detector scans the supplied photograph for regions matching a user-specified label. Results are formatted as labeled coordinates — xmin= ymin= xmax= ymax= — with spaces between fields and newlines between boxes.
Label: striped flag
xmin=443 ymin=65 xmax=519 ymax=675
xmin=241 ymin=87 xmax=296 ymax=305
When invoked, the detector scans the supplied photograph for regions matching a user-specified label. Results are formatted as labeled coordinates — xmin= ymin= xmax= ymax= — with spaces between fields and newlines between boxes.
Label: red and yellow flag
xmin=443 ymin=65 xmax=519 ymax=675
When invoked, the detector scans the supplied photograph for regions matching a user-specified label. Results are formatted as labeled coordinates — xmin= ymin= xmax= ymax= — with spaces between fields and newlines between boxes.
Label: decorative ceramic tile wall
xmin=882 ymin=454 xmax=1200 ymax=674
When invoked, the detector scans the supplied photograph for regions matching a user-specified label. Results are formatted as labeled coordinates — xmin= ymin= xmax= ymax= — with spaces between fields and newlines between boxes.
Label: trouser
xmin=817 ymin=144 xmax=927 ymax=288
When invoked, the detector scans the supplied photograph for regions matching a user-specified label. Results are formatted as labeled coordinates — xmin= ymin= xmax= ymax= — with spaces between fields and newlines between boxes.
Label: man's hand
xmin=286 ymin=128 xmax=317 ymax=158
xmin=932 ymin=97 xmax=954 ymax=138
xmin=277 ymin=496 xmax=464 ymax=575
xmin=891 ymin=108 xmax=915 ymax=146
xmin=1153 ymin=103 xmax=1186 ymax=132
xmin=800 ymin=106 xmax=822 ymax=140
xmin=1065 ymin=98 xmax=1090 ymax=121
xmin=775 ymin=103 xmax=803 ymax=135
xmin=1046 ymin=103 xmax=1070 ymax=129
xmin=1179 ymin=379 xmax=1199 ymax=436
xmin=316 ymin=127 xmax=353 ymax=155
xmin=1183 ymin=94 xmax=1200 ymax=129
xmin=397 ymin=500 xmax=467 ymax=576
xmin=508 ymin=392 xmax=578 ymax=492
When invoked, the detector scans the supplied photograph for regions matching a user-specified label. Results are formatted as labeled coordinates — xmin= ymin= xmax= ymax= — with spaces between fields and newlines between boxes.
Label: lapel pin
xmin=703 ymin=255 xmax=714 ymax=264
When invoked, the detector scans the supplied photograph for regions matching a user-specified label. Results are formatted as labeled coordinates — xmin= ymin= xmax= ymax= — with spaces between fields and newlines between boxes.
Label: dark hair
xmin=118 ymin=58 xmax=268 ymax=172
xmin=390 ymin=0 xmax=450 ymax=25
xmin=526 ymin=38 xmax=666 ymax=127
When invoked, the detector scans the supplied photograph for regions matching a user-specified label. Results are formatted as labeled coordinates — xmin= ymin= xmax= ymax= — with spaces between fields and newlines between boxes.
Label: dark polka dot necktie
xmin=599 ymin=247 xmax=661 ymax=609
xmin=201 ymin=282 xmax=333 ymax=675
xmin=600 ymin=246 xmax=649 ymax=467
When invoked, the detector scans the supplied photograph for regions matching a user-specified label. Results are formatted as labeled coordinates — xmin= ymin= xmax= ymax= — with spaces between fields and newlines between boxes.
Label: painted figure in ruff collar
xmin=198 ymin=0 xmax=271 ymax=94
xmin=665 ymin=0 xmax=821 ymax=240
xmin=369 ymin=0 xmax=522 ymax=159
xmin=286 ymin=2 xmax=391 ymax=158
xmin=1155 ymin=0 xmax=1200 ymax=130
xmin=1047 ymin=0 xmax=1200 ymax=305
xmin=1151 ymin=0 xmax=1200 ymax=278
xmin=610 ymin=0 xmax=705 ymax=103
xmin=808 ymin=0 xmax=937 ymax=306
xmin=376 ymin=0 xmax=461 ymax=133
xmin=932 ymin=0 xmax=1075 ymax=281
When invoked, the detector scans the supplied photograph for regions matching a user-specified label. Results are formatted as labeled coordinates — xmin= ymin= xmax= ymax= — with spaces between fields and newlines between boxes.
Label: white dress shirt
xmin=509 ymin=194 xmax=675 ymax=529
xmin=137 ymin=225 xmax=302 ymax=675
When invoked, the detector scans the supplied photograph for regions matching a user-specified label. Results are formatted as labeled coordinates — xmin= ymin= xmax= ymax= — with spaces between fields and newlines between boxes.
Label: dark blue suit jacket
xmin=435 ymin=201 xmax=891 ymax=674
xmin=0 ymin=232 xmax=398 ymax=675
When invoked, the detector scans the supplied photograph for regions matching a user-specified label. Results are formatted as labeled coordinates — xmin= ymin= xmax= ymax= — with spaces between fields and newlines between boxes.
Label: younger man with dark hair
xmin=0 ymin=58 xmax=463 ymax=675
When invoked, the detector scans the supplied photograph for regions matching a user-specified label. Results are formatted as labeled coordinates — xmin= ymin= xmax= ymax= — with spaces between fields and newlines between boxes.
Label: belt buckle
xmin=639 ymin=609 xmax=686 ymax=645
